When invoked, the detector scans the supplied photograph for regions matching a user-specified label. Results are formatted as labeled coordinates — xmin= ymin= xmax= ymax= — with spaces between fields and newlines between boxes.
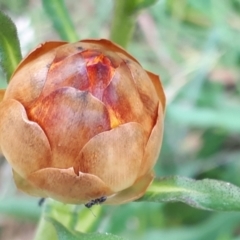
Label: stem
xmin=34 ymin=215 xmax=58 ymax=240
xmin=110 ymin=0 xmax=137 ymax=48
xmin=33 ymin=199 xmax=66 ymax=240
xmin=33 ymin=199 xmax=103 ymax=239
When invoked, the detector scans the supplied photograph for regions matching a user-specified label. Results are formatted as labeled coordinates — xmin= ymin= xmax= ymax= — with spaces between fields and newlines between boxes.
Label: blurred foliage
xmin=139 ymin=176 xmax=240 ymax=211
xmin=110 ymin=0 xmax=160 ymax=47
xmin=0 ymin=0 xmax=240 ymax=239
xmin=42 ymin=0 xmax=78 ymax=42
xmin=47 ymin=217 xmax=127 ymax=240
xmin=0 ymin=0 xmax=29 ymax=14
xmin=0 ymin=11 xmax=22 ymax=81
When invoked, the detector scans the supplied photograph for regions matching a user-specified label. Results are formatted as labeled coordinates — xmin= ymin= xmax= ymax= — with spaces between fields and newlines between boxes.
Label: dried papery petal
xmin=28 ymin=167 xmax=112 ymax=204
xmin=78 ymin=43 xmax=124 ymax=72
xmin=0 ymin=89 xmax=5 ymax=102
xmin=147 ymin=71 xmax=166 ymax=111
xmin=103 ymin=62 xmax=153 ymax=134
xmin=1 ymin=39 xmax=166 ymax=205
xmin=123 ymin=58 xmax=159 ymax=118
xmin=29 ymin=87 xmax=111 ymax=169
xmin=77 ymin=122 xmax=145 ymax=192
xmin=49 ymin=42 xmax=84 ymax=62
xmin=40 ymin=53 xmax=89 ymax=98
xmin=4 ymin=42 xmax=66 ymax=105
xmin=13 ymin=170 xmax=47 ymax=197
xmin=0 ymin=99 xmax=51 ymax=177
xmin=13 ymin=42 xmax=67 ymax=76
xmin=80 ymin=39 xmax=139 ymax=64
xmin=81 ymin=50 xmax=117 ymax=100
xmin=138 ymin=104 xmax=164 ymax=177
xmin=40 ymin=44 xmax=121 ymax=100
xmin=105 ymin=171 xmax=154 ymax=205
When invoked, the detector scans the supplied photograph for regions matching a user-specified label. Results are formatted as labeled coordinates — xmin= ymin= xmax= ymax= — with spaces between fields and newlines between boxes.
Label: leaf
xmin=0 ymin=11 xmax=22 ymax=82
xmin=138 ymin=176 xmax=240 ymax=211
xmin=48 ymin=218 xmax=127 ymax=240
xmin=42 ymin=0 xmax=78 ymax=42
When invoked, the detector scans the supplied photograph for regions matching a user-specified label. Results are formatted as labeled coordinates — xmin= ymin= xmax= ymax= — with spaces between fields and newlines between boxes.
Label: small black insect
xmin=85 ymin=196 xmax=107 ymax=208
xmin=38 ymin=198 xmax=45 ymax=206
xmin=76 ymin=46 xmax=83 ymax=51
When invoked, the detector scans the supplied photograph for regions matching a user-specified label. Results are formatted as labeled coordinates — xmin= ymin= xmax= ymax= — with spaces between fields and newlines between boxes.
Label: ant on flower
xmin=85 ymin=196 xmax=107 ymax=208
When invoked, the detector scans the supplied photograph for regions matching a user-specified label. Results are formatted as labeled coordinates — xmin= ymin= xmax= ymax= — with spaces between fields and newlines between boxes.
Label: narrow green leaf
xmin=48 ymin=218 xmax=127 ymax=240
xmin=0 ymin=11 xmax=22 ymax=82
xmin=138 ymin=176 xmax=240 ymax=211
xmin=42 ymin=0 xmax=78 ymax=42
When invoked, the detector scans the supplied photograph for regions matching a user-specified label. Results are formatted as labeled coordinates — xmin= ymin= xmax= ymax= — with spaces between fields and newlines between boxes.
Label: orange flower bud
xmin=0 ymin=39 xmax=165 ymax=205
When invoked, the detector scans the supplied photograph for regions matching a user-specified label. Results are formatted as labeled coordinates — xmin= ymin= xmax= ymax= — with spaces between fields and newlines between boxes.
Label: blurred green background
xmin=0 ymin=0 xmax=240 ymax=239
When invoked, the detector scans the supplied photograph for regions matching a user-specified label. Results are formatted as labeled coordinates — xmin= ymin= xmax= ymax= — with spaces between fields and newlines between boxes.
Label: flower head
xmin=0 ymin=39 xmax=165 ymax=204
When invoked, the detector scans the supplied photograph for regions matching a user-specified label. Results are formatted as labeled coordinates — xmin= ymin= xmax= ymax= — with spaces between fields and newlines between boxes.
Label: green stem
xmin=33 ymin=199 xmax=103 ymax=239
xmin=34 ymin=215 xmax=58 ymax=240
xmin=34 ymin=199 xmax=67 ymax=240
xmin=110 ymin=0 xmax=137 ymax=48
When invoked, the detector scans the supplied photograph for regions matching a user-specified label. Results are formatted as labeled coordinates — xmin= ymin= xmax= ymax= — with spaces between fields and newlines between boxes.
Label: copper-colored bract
xmin=0 ymin=39 xmax=165 ymax=205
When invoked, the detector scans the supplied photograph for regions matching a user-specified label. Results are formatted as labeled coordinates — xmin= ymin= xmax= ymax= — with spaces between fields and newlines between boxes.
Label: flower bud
xmin=0 ymin=39 xmax=165 ymax=204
